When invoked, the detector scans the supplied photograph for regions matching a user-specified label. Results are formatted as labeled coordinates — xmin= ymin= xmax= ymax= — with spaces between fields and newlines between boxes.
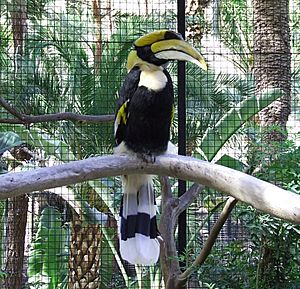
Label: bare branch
xmin=159 ymin=176 xmax=173 ymax=205
xmin=177 ymin=197 xmax=238 ymax=285
xmin=159 ymin=180 xmax=205 ymax=289
xmin=159 ymin=175 xmax=177 ymax=284
xmin=0 ymin=97 xmax=23 ymax=118
xmin=0 ymin=154 xmax=299 ymax=224
xmin=0 ymin=97 xmax=114 ymax=124
xmin=176 ymin=183 xmax=205 ymax=217
xmin=159 ymin=195 xmax=181 ymax=287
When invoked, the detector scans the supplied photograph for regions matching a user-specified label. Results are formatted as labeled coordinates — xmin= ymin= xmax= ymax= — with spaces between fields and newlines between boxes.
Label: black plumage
xmin=115 ymin=66 xmax=174 ymax=155
xmin=114 ymin=30 xmax=206 ymax=265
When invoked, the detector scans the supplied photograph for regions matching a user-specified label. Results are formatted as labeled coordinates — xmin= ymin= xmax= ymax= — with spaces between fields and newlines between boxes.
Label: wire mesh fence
xmin=0 ymin=0 xmax=299 ymax=288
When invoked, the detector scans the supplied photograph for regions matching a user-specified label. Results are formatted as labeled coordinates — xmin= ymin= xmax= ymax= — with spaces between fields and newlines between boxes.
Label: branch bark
xmin=0 ymin=154 xmax=299 ymax=224
xmin=177 ymin=197 xmax=238 ymax=287
xmin=159 ymin=179 xmax=205 ymax=289
xmin=159 ymin=177 xmax=181 ymax=287
xmin=0 ymin=97 xmax=114 ymax=124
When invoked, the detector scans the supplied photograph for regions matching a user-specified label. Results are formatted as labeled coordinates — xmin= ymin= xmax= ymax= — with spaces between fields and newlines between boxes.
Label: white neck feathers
xmin=138 ymin=67 xmax=167 ymax=91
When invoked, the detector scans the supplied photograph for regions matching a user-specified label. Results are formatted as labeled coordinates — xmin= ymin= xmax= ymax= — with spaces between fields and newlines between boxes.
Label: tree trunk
xmin=10 ymin=0 xmax=27 ymax=56
xmin=253 ymin=0 xmax=291 ymax=141
xmin=253 ymin=1 xmax=291 ymax=286
xmin=185 ymin=0 xmax=209 ymax=41
xmin=4 ymin=3 xmax=29 ymax=286
xmin=69 ymin=213 xmax=102 ymax=289
xmin=4 ymin=195 xmax=28 ymax=289
xmin=92 ymin=0 xmax=102 ymax=72
xmin=4 ymin=145 xmax=32 ymax=289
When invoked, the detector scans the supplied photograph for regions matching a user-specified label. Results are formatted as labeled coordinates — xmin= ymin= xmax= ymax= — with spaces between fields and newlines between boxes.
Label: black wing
xmin=114 ymin=67 xmax=141 ymax=145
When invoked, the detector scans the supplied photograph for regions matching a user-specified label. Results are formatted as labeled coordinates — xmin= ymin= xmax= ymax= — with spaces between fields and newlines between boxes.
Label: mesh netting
xmin=0 ymin=0 xmax=299 ymax=288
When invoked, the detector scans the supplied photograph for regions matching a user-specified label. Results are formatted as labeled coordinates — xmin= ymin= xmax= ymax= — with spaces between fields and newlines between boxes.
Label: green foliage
xmin=202 ymin=282 xmax=220 ymax=289
xmin=218 ymin=0 xmax=253 ymax=72
xmin=183 ymin=55 xmax=282 ymax=166
xmin=1 ymin=1 xmax=299 ymax=288
xmin=97 ymin=226 xmax=116 ymax=289
xmin=199 ymin=240 xmax=257 ymax=289
xmin=186 ymin=197 xmax=225 ymax=264
xmin=216 ymin=154 xmax=247 ymax=171
xmin=1 ymin=125 xmax=76 ymax=161
xmin=199 ymin=88 xmax=283 ymax=161
xmin=28 ymin=207 xmax=69 ymax=289
xmin=0 ymin=131 xmax=24 ymax=175
xmin=248 ymin=131 xmax=300 ymax=193
xmin=240 ymin=208 xmax=300 ymax=289
xmin=0 ymin=131 xmax=23 ymax=155
xmin=181 ymin=58 xmax=283 ymax=163
xmin=0 ymin=11 xmax=12 ymax=69
xmin=247 ymin=135 xmax=300 ymax=287
xmin=1 ymin=7 xmax=178 ymax=287
xmin=172 ymin=62 xmax=255 ymax=154
xmin=198 ymin=136 xmax=300 ymax=288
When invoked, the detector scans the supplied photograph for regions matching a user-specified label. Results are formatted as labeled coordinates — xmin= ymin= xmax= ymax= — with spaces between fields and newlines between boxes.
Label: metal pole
xmin=177 ymin=0 xmax=186 ymax=268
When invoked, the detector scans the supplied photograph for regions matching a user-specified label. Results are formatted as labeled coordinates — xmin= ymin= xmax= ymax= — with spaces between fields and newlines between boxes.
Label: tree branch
xmin=176 ymin=183 xmax=205 ymax=217
xmin=159 ymin=176 xmax=173 ymax=204
xmin=159 ymin=187 xmax=180 ymax=287
xmin=177 ymin=197 xmax=238 ymax=286
xmin=159 ymin=180 xmax=205 ymax=289
xmin=0 ymin=97 xmax=114 ymax=124
xmin=0 ymin=154 xmax=299 ymax=224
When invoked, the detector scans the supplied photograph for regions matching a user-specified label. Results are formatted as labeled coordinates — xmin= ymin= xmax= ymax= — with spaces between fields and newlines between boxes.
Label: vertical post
xmin=177 ymin=0 xmax=186 ymax=268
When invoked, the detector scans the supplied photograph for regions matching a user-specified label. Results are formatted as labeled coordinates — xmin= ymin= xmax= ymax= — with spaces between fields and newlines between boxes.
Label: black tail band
xmin=120 ymin=212 xmax=158 ymax=241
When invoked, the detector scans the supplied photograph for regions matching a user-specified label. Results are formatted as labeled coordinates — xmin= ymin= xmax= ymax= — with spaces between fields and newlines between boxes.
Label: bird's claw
xmin=138 ymin=152 xmax=156 ymax=163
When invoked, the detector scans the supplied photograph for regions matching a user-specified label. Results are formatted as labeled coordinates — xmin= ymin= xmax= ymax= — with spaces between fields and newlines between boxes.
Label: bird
xmin=114 ymin=30 xmax=207 ymax=265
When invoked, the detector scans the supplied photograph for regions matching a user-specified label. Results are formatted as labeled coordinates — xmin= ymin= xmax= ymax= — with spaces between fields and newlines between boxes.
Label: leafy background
xmin=0 ymin=0 xmax=299 ymax=288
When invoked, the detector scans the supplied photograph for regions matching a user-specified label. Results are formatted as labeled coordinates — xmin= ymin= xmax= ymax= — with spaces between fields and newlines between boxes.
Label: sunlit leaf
xmin=199 ymin=88 xmax=284 ymax=161
xmin=0 ymin=131 xmax=23 ymax=154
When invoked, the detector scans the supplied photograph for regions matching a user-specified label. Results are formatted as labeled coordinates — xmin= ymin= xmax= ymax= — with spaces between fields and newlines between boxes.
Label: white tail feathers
xmin=119 ymin=235 xmax=160 ymax=265
xmin=119 ymin=175 xmax=160 ymax=265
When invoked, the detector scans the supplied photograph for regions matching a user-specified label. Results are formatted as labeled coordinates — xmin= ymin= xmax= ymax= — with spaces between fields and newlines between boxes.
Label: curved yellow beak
xmin=129 ymin=30 xmax=207 ymax=71
xmin=151 ymin=39 xmax=207 ymax=71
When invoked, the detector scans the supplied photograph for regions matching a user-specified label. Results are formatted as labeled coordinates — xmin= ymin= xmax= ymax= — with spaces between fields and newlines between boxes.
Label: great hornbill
xmin=114 ymin=30 xmax=207 ymax=265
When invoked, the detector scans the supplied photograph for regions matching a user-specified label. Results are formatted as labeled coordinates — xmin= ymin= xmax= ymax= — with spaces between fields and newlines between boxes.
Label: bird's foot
xmin=138 ymin=152 xmax=156 ymax=163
